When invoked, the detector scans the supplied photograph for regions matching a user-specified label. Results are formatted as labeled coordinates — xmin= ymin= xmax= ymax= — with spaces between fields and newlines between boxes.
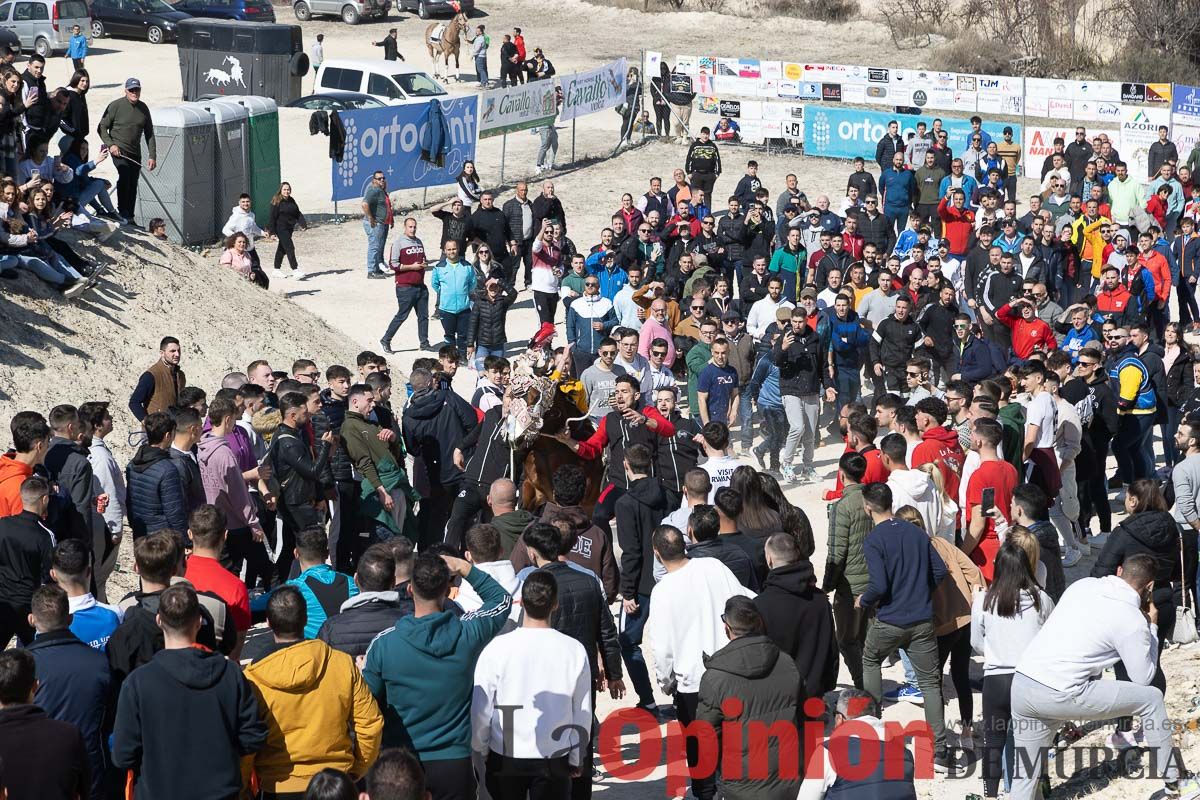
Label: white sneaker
xmin=1076 ymin=540 xmax=1091 ymax=556
xmin=1062 ymin=547 xmax=1083 ymax=568
xmin=292 ymin=269 xmax=307 ymax=281
xmin=272 ymin=269 xmax=285 ymax=281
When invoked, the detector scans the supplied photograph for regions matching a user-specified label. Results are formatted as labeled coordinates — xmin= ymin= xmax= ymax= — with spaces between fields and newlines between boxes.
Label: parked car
xmin=286 ymin=91 xmax=385 ymax=110
xmin=169 ymin=0 xmax=273 ymax=22
xmin=395 ymin=0 xmax=469 ymax=18
xmin=0 ymin=0 xmax=90 ymax=56
xmin=314 ymin=60 xmax=448 ymax=107
xmin=90 ymin=0 xmax=188 ymax=43
xmin=292 ymin=0 xmax=386 ymax=25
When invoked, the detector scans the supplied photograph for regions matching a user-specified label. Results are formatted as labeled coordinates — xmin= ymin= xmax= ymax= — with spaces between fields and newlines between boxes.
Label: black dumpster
xmin=177 ymin=19 xmax=309 ymax=105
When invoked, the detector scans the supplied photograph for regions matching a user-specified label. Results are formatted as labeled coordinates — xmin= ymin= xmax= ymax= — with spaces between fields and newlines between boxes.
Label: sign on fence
xmin=1024 ymin=125 xmax=1118 ymax=172
xmin=478 ymin=81 xmax=557 ymax=139
xmin=802 ymin=106 xmax=1017 ymax=161
xmin=559 ymin=58 xmax=628 ymax=122
xmin=1121 ymin=105 xmax=1173 ymax=178
xmin=330 ymin=97 xmax=478 ymax=202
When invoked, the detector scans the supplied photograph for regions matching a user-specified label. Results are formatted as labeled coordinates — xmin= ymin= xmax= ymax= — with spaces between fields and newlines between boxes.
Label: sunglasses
xmin=906 ymin=371 xmax=923 ymax=377
xmin=651 ymin=350 xmax=667 ymax=357
xmin=585 ymin=282 xmax=599 ymax=287
xmin=691 ymin=304 xmax=705 ymax=310
xmin=598 ymin=349 xmax=616 ymax=356
xmin=702 ymin=221 xmax=714 ymax=225
xmin=1107 ymin=335 xmax=1127 ymax=340
xmin=300 ymin=372 xmax=320 ymax=380
xmin=639 ymin=228 xmax=652 ymax=233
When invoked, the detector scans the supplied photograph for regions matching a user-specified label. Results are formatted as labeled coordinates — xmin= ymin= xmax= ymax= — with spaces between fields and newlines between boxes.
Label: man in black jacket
xmin=447 ymin=400 xmax=517 ymax=550
xmin=0 ymin=648 xmax=91 ymax=800
xmin=869 ymin=297 xmax=924 ymax=400
xmin=112 ymin=583 xmax=266 ymax=799
xmin=0 ymin=477 xmax=54 ymax=648
xmin=917 ymin=284 xmax=960 ymax=385
xmin=125 ymin=411 xmax=188 ymax=543
xmin=755 ymin=533 xmax=838 ymax=703
xmin=44 ymin=405 xmax=100 ymax=554
xmin=521 ymin=522 xmax=622 ymax=800
xmin=612 ymin=443 xmax=667 ymax=714
xmin=271 ymin=392 xmax=334 ymax=582
xmin=531 ymin=180 xmax=566 ymax=234
xmin=502 ymin=182 xmax=536 ymax=287
xmin=696 ymin=596 xmax=801 ymax=800
xmin=20 ymin=55 xmax=52 ymax=146
xmin=403 ymin=368 xmax=479 ymax=549
xmin=874 ymin=120 xmax=903 ymax=171
xmin=466 ymin=191 xmax=512 ymax=257
xmin=715 ymin=197 xmax=748 ymax=287
xmin=977 ymin=252 xmax=1022 ymax=352
xmin=686 ymin=503 xmax=757 ymax=590
xmin=653 ymin=386 xmax=701 ymax=510
xmin=317 ymin=543 xmax=403 ymax=659
xmin=684 ymin=127 xmax=721 ymax=202
xmin=27 ymin=583 xmax=111 ymax=800
xmin=317 ymin=365 xmax=364 ymax=572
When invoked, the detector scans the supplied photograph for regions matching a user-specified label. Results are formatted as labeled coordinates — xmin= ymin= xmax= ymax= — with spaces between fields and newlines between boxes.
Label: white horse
xmin=225 ymin=56 xmax=246 ymax=88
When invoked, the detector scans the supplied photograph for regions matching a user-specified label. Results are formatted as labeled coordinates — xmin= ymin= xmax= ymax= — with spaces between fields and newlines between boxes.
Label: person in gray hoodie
xmin=196 ymin=396 xmax=264 ymax=544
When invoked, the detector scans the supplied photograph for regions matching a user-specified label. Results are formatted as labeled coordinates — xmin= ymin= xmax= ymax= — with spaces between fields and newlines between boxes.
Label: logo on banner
xmin=1124 ymin=109 xmax=1157 ymax=129
xmin=868 ymin=68 xmax=889 ymax=83
xmin=809 ymin=110 xmax=832 ymax=149
xmin=912 ymin=90 xmax=928 ymax=107
xmin=866 ymin=86 xmax=887 ymax=98
xmin=1121 ymin=83 xmax=1146 ymax=103
xmin=1147 ymin=84 xmax=1172 ymax=103
xmin=719 ymin=99 xmax=741 ymax=117
xmin=821 ymin=84 xmax=842 ymax=102
xmin=783 ymin=63 xmax=803 ymax=80
xmin=957 ymin=75 xmax=976 ymax=92
xmin=1174 ymin=85 xmax=1200 ymax=123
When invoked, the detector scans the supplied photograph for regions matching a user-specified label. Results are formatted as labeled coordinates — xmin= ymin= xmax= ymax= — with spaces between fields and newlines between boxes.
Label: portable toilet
xmin=231 ymin=96 xmax=280 ymax=223
xmin=134 ymin=105 xmax=217 ymax=246
xmin=191 ymin=98 xmax=250 ymax=230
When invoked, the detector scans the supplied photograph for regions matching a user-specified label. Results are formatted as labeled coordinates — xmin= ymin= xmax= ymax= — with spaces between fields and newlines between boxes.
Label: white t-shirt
xmin=701 ymin=454 xmax=750 ymax=501
xmin=1023 ymin=391 xmax=1058 ymax=449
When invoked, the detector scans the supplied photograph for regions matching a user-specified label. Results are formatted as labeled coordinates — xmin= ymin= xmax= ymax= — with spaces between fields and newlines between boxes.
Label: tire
xmin=33 ymin=37 xmax=50 ymax=57
xmin=288 ymin=51 xmax=310 ymax=76
xmin=417 ymin=0 xmax=429 ymax=18
xmin=90 ymin=20 xmax=104 ymax=38
xmin=147 ymin=24 xmax=163 ymax=43
xmin=341 ymin=3 xmax=359 ymax=22
xmin=293 ymin=0 xmax=311 ymax=19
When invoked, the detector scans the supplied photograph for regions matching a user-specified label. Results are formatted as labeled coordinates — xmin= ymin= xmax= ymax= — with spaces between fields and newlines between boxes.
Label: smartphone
xmin=981 ymin=487 xmax=995 ymax=516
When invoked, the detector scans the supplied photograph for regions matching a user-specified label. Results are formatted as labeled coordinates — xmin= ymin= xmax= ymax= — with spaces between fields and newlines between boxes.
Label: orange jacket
xmin=1138 ymin=250 xmax=1171 ymax=300
xmin=0 ymin=454 xmax=33 ymax=518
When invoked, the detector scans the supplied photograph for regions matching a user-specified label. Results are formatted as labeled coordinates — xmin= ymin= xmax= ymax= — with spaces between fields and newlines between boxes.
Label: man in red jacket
xmin=1137 ymin=230 xmax=1171 ymax=339
xmin=996 ymin=297 xmax=1058 ymax=360
xmin=937 ymin=189 xmax=975 ymax=258
xmin=911 ymin=397 xmax=965 ymax=503
xmin=1095 ymin=265 xmax=1135 ymax=324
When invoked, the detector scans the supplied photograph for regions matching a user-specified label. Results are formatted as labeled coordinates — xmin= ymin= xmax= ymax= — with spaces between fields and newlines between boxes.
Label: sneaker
xmin=379 ymin=339 xmax=395 ymax=356
xmin=1076 ymin=539 xmax=1091 ymax=556
xmin=62 ymin=279 xmax=87 ymax=299
xmin=420 ymin=341 xmax=437 ymax=352
xmin=780 ymin=465 xmax=796 ymax=483
xmin=883 ymin=683 xmax=924 ymax=704
xmin=933 ymin=749 xmax=954 ymax=774
xmin=1062 ymin=547 xmax=1083 ymax=568
xmin=272 ymin=269 xmax=285 ymax=281
xmin=367 ymin=271 xmax=388 ymax=280
xmin=798 ymin=467 xmax=818 ymax=484
xmin=292 ymin=269 xmax=307 ymax=281
xmin=1155 ymin=776 xmax=1200 ymax=800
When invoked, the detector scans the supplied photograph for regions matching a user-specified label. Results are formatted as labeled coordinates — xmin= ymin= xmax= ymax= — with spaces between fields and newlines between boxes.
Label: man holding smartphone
xmin=962 ymin=418 xmax=1018 ymax=582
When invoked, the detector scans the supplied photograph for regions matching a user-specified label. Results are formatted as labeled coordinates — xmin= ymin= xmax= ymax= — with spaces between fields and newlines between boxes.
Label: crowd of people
xmin=8 ymin=40 xmax=1200 ymax=799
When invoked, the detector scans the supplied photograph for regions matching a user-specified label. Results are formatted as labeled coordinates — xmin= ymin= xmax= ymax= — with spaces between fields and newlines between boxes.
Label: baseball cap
xmin=1003 ymin=125 xmax=1014 ymax=135
xmin=800 ymin=287 xmax=818 ymax=300
xmin=125 ymin=78 xmax=141 ymax=91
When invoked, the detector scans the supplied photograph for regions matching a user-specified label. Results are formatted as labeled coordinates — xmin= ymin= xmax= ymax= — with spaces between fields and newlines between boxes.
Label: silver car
xmin=292 ymin=0 xmax=388 ymax=25
xmin=0 ymin=0 xmax=90 ymax=56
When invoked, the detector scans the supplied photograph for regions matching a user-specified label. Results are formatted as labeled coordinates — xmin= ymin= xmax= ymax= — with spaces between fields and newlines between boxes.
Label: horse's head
xmin=452 ymin=11 xmax=468 ymax=29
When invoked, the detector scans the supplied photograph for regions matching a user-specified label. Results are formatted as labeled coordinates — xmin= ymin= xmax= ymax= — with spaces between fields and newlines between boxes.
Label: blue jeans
xmin=619 ymin=592 xmax=655 ymax=707
xmin=0 ymin=253 xmax=66 ymax=285
xmin=754 ymin=407 xmax=787 ymax=467
xmin=382 ymin=284 xmax=430 ymax=347
xmin=834 ymin=366 xmax=861 ymax=412
xmin=473 ymin=344 xmax=505 ymax=371
xmin=1162 ymin=405 xmax=1182 ymax=466
xmin=77 ymin=177 xmax=116 ymax=214
xmin=737 ymin=390 xmax=754 ymax=448
xmin=440 ymin=308 xmax=470 ymax=353
xmin=475 ymin=55 xmax=488 ymax=86
xmin=363 ymin=219 xmax=388 ymax=275
xmin=1115 ymin=413 xmax=1155 ymax=482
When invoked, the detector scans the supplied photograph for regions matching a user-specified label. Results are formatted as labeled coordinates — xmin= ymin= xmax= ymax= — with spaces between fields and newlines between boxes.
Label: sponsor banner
xmin=1172 ymin=124 xmax=1200 ymax=165
xmin=1025 ymin=96 xmax=1049 ymax=118
xmin=477 ymin=80 xmax=557 ymax=138
xmin=559 ymin=58 xmax=627 ymax=121
xmin=1023 ymin=125 xmax=1118 ymax=168
xmin=644 ymin=51 xmax=662 ymax=79
xmin=1173 ymin=85 xmax=1200 ymax=124
xmin=1072 ymin=99 xmax=1122 ymax=123
xmin=977 ymin=92 xmax=1023 ymax=116
xmin=803 ymin=105 xmax=1018 ymax=160
xmin=1120 ymin=105 xmax=1173 ymax=178
xmin=331 ymin=96 xmax=478 ymax=201
xmin=698 ymin=96 xmax=719 ymax=113
xmin=1073 ymin=81 xmax=1122 ymax=101
xmin=674 ymin=55 xmax=698 ymax=75
xmin=697 ymin=56 xmax=716 ymax=74
xmin=669 ymin=73 xmax=694 ymax=96
xmin=1122 ymin=83 xmax=1147 ymax=103
xmin=1048 ymin=98 xmax=1074 ymax=120
xmin=975 ymin=74 xmax=1022 ymax=96
xmin=823 ymin=83 xmax=844 ymax=102
xmin=778 ymin=80 xmax=821 ymax=100
xmin=713 ymin=75 xmax=757 ymax=96
xmin=1147 ymin=83 xmax=1173 ymax=103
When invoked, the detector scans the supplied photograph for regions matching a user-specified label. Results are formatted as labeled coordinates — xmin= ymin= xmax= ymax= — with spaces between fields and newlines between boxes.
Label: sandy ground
xmin=4 ymin=3 xmax=1200 ymax=797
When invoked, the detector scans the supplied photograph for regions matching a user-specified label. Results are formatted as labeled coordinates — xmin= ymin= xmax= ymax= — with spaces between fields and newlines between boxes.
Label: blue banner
xmin=1173 ymin=85 xmax=1200 ymax=125
xmin=802 ymin=105 xmax=1019 ymax=161
xmin=330 ymin=97 xmax=478 ymax=202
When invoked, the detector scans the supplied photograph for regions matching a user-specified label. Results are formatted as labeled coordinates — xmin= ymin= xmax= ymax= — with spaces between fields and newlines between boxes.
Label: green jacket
xmin=98 ymin=97 xmax=156 ymax=161
xmin=998 ymin=403 xmax=1026 ymax=474
xmin=686 ymin=341 xmax=712 ymax=416
xmin=823 ymin=482 xmax=871 ymax=596
xmin=341 ymin=411 xmax=404 ymax=490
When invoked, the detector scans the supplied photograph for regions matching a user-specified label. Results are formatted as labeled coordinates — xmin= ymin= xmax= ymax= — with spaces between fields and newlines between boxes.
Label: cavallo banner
xmin=330 ymin=97 xmax=478 ymax=202
xmin=478 ymin=80 xmax=558 ymax=138
xmin=559 ymin=58 xmax=628 ymax=122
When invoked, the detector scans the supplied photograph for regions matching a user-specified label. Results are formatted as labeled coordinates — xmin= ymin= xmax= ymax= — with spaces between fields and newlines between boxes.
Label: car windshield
xmin=393 ymin=73 xmax=446 ymax=97
xmin=133 ymin=0 xmax=175 ymax=10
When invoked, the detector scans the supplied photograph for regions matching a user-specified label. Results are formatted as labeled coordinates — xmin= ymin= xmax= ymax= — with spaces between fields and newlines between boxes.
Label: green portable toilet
xmin=232 ymin=96 xmax=281 ymax=223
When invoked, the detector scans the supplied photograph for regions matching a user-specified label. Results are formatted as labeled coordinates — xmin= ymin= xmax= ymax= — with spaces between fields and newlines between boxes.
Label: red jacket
xmin=665 ymin=214 xmax=702 ymax=240
xmin=912 ymin=426 xmax=965 ymax=504
xmin=824 ymin=443 xmax=890 ymax=500
xmin=996 ymin=303 xmax=1058 ymax=359
xmin=574 ymin=407 xmax=675 ymax=460
xmin=1139 ymin=249 xmax=1171 ymax=299
xmin=1097 ymin=285 xmax=1133 ymax=317
xmin=843 ymin=233 xmax=864 ymax=260
xmin=937 ymin=197 xmax=975 ymax=255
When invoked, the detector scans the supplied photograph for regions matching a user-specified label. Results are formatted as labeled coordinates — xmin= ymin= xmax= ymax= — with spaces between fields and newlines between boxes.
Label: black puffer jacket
xmin=317 ymin=388 xmax=354 ymax=484
xmin=696 ymin=635 xmax=801 ymax=800
xmin=615 ymin=476 xmax=668 ymax=598
xmin=268 ymin=423 xmax=331 ymax=509
xmin=753 ymin=560 xmax=838 ymax=700
xmin=316 ymin=592 xmax=405 ymax=659
xmin=541 ymin=561 xmax=622 ymax=682
xmin=401 ymin=387 xmax=477 ymax=494
xmin=468 ymin=285 xmax=517 ymax=349
xmin=1091 ymin=509 xmax=1189 ymax=614
xmin=772 ymin=327 xmax=828 ymax=396
xmin=125 ymin=445 xmax=187 ymax=540
xmin=467 ymin=205 xmax=512 ymax=255
xmin=502 ymin=197 xmax=535 ymax=243
xmin=656 ymin=412 xmax=701 ymax=495
xmin=1168 ymin=347 xmax=1195 ymax=407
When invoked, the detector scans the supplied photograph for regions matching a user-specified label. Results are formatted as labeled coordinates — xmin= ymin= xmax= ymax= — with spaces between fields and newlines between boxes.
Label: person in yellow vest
xmin=128 ymin=336 xmax=185 ymax=423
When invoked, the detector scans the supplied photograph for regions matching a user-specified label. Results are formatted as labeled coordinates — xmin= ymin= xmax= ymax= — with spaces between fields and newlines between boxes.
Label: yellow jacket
xmin=1070 ymin=215 xmax=1109 ymax=277
xmin=242 ymin=639 xmax=383 ymax=795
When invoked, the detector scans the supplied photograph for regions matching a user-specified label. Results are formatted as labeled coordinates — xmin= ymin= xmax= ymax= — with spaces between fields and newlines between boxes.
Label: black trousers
xmin=486 ymin=752 xmax=571 ymax=800
xmin=981 ymin=672 xmax=1013 ymax=797
xmin=0 ymin=603 xmax=33 ymax=649
xmin=331 ymin=480 xmax=365 ymax=573
xmin=591 ymin=484 xmax=624 ymax=540
xmin=653 ymin=105 xmax=670 ymax=135
xmin=1078 ymin=440 xmax=1112 ymax=534
xmin=277 ymin=502 xmax=321 ymax=584
xmin=533 ymin=290 xmax=559 ymax=326
xmin=418 ymin=478 xmax=461 ymax=551
xmin=220 ymin=526 xmax=272 ymax=593
xmin=115 ymin=158 xmax=141 ymax=221
xmin=273 ymin=227 xmax=298 ymax=270
xmin=690 ymin=172 xmax=717 ymax=203
xmin=936 ymin=623 xmax=973 ymax=725
xmin=422 ymin=756 xmax=476 ymax=800
xmin=673 ymin=692 xmax=716 ymax=800
xmin=445 ymin=479 xmax=492 ymax=551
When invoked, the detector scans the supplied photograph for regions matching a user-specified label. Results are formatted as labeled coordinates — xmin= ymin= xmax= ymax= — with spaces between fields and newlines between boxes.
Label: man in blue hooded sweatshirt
xmin=364 ymin=551 xmax=512 ymax=800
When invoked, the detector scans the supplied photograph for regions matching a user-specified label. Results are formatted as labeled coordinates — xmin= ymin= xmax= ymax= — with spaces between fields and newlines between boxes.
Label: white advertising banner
xmin=1024 ymin=125 xmax=1119 ymax=171
xmin=1120 ymin=105 xmax=1173 ymax=179
xmin=477 ymin=80 xmax=558 ymax=138
xmin=558 ymin=58 xmax=627 ymax=122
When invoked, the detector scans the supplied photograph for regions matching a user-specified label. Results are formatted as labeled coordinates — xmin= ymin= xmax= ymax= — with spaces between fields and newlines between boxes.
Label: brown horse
xmin=520 ymin=391 xmax=604 ymax=515
xmin=424 ymin=11 xmax=469 ymax=81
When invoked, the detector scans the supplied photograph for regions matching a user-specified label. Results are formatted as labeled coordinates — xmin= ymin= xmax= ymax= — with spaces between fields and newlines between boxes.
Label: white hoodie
xmin=1016 ymin=575 xmax=1159 ymax=693
xmin=887 ymin=468 xmax=945 ymax=540
xmin=222 ymin=205 xmax=264 ymax=250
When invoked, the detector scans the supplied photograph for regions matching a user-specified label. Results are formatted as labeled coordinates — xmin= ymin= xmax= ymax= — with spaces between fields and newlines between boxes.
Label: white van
xmin=314 ymin=59 xmax=449 ymax=107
